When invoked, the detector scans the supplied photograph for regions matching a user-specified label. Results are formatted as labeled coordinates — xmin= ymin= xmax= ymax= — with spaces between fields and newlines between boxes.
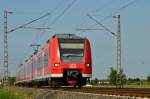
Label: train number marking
xmin=70 ymin=64 xmax=77 ymax=68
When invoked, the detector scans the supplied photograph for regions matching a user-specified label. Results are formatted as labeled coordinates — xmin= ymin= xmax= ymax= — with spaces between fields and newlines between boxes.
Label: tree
xmin=91 ymin=77 xmax=99 ymax=85
xmin=9 ymin=77 xmax=16 ymax=86
xmin=108 ymin=67 xmax=117 ymax=85
xmin=93 ymin=77 xmax=99 ymax=84
xmin=120 ymin=69 xmax=127 ymax=84
xmin=127 ymin=78 xmax=141 ymax=85
xmin=147 ymin=74 xmax=150 ymax=82
xmin=108 ymin=67 xmax=126 ymax=85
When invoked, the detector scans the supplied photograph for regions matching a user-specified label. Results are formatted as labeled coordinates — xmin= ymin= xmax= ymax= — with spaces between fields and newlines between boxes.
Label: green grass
xmin=0 ymin=87 xmax=20 ymax=99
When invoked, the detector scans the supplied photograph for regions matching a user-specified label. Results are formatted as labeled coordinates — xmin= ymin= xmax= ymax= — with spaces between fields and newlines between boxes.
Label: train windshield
xmin=59 ymin=39 xmax=85 ymax=63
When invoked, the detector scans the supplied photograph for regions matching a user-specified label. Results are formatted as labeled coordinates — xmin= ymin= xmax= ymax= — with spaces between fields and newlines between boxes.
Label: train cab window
xmin=59 ymin=39 xmax=85 ymax=56
xmin=59 ymin=39 xmax=85 ymax=63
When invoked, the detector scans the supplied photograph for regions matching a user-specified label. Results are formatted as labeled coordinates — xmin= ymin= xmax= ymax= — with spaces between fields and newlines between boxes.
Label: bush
xmin=108 ymin=67 xmax=127 ymax=85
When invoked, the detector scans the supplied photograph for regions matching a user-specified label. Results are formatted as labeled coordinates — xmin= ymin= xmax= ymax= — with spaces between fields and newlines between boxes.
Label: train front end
xmin=51 ymin=34 xmax=92 ymax=87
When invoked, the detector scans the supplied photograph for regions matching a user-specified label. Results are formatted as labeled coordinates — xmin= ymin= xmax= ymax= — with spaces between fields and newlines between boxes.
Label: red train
xmin=16 ymin=34 xmax=92 ymax=88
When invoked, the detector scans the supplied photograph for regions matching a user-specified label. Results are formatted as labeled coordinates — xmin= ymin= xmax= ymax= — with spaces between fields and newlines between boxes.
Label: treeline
xmin=0 ymin=77 xmax=16 ymax=86
xmin=90 ymin=67 xmax=150 ymax=86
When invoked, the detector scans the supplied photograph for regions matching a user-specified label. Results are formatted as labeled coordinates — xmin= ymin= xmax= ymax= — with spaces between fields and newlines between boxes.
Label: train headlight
xmin=54 ymin=63 xmax=60 ymax=67
xmin=85 ymin=63 xmax=90 ymax=67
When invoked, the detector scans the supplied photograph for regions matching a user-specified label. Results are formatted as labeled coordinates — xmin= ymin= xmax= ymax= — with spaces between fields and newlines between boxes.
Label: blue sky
xmin=0 ymin=0 xmax=150 ymax=79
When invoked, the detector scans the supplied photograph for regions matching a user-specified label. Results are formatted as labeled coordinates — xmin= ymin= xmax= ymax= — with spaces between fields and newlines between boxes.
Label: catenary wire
xmin=77 ymin=0 xmax=137 ymax=33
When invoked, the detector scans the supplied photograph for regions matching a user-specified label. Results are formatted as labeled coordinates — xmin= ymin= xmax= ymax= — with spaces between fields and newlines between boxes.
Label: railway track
xmin=13 ymin=86 xmax=150 ymax=98
xmin=47 ymin=87 xmax=150 ymax=98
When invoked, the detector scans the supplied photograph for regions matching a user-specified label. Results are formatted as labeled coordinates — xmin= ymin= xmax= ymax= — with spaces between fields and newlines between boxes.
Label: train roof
xmin=17 ymin=34 xmax=85 ymax=69
xmin=52 ymin=34 xmax=84 ymax=39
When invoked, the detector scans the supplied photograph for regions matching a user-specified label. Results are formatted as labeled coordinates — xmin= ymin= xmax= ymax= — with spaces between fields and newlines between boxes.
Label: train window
xmin=30 ymin=64 xmax=32 ymax=73
xmin=41 ymin=55 xmax=44 ymax=68
xmin=28 ymin=64 xmax=31 ymax=73
xmin=40 ymin=57 xmax=42 ymax=68
xmin=44 ymin=54 xmax=48 ymax=67
xmin=38 ymin=57 xmax=42 ymax=69
xmin=28 ymin=65 xmax=29 ymax=74
xmin=29 ymin=64 xmax=30 ymax=73
xmin=36 ymin=60 xmax=38 ymax=70
xmin=26 ymin=66 xmax=27 ymax=74
xmin=35 ymin=61 xmax=36 ymax=71
xmin=18 ymin=71 xmax=20 ymax=78
xmin=24 ymin=67 xmax=26 ymax=76
xmin=24 ymin=67 xmax=25 ymax=77
xmin=23 ymin=67 xmax=26 ymax=76
xmin=35 ymin=59 xmax=38 ymax=71
xmin=27 ymin=65 xmax=30 ymax=74
xmin=29 ymin=64 xmax=31 ymax=73
xmin=34 ymin=60 xmax=36 ymax=71
xmin=49 ymin=47 xmax=51 ymax=56
xmin=33 ymin=61 xmax=37 ymax=71
xmin=27 ymin=65 xmax=29 ymax=74
xmin=26 ymin=66 xmax=28 ymax=74
xmin=33 ymin=61 xmax=35 ymax=71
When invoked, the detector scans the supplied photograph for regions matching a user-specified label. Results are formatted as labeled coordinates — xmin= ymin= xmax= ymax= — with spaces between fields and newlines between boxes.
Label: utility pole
xmin=79 ymin=14 xmax=123 ymax=88
xmin=114 ymin=15 xmax=122 ymax=88
xmin=3 ymin=10 xmax=12 ymax=86
xmin=0 ymin=68 xmax=3 ymax=82
xmin=3 ymin=11 xmax=50 ymax=86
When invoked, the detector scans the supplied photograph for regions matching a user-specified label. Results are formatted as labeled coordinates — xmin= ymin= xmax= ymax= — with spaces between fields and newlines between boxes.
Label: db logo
xmin=70 ymin=64 xmax=76 ymax=68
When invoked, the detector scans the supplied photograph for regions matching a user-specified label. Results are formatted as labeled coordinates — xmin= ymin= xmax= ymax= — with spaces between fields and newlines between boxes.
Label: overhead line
xmin=77 ymin=0 xmax=137 ymax=32
xmin=51 ymin=0 xmax=66 ymax=14
xmin=31 ymin=0 xmax=66 ymax=45
xmin=89 ymin=0 xmax=137 ymax=28
xmin=76 ymin=0 xmax=116 ymax=29
xmin=100 ymin=0 xmax=137 ymax=22
xmin=92 ymin=0 xmax=115 ymax=14
xmin=22 ymin=27 xmax=50 ymax=30
xmin=87 ymin=14 xmax=116 ymax=36
xmin=18 ymin=0 xmax=64 ymax=65
xmin=31 ymin=0 xmax=77 ymax=47
xmin=49 ymin=0 xmax=77 ymax=26
xmin=8 ymin=12 xmax=51 ymax=33
xmin=6 ymin=12 xmax=51 ymax=68
xmin=76 ymin=28 xmax=105 ymax=31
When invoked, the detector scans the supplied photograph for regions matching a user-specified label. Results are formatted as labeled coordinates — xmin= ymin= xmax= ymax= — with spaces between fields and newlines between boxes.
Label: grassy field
xmin=0 ymin=86 xmax=25 ymax=99
xmin=0 ymin=84 xmax=150 ymax=99
xmin=0 ymin=86 xmax=50 ymax=99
